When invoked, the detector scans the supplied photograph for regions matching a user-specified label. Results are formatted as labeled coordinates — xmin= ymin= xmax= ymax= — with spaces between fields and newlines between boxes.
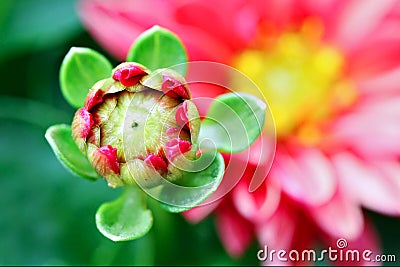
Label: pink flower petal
xmin=256 ymin=0 xmax=298 ymax=27
xmin=309 ymin=191 xmax=364 ymax=240
xmin=301 ymin=0 xmax=340 ymax=19
xmin=331 ymin=0 xmax=397 ymax=52
xmin=79 ymin=0 xmax=236 ymax=62
xmin=173 ymin=0 xmax=248 ymax=52
xmin=232 ymin=178 xmax=281 ymax=224
xmin=333 ymin=109 xmax=400 ymax=158
xmin=185 ymin=62 xmax=230 ymax=117
xmin=232 ymin=134 xmax=276 ymax=192
xmin=358 ymin=67 xmax=400 ymax=95
xmin=379 ymin=160 xmax=400 ymax=194
xmin=333 ymin=153 xmax=400 ymax=215
xmin=256 ymin=202 xmax=296 ymax=252
xmin=273 ymin=148 xmax=336 ymax=206
xmin=182 ymin=200 xmax=222 ymax=223
xmin=216 ymin=202 xmax=254 ymax=257
xmin=322 ymin=219 xmax=381 ymax=266
xmin=348 ymin=38 xmax=400 ymax=79
xmin=188 ymin=84 xmax=228 ymax=118
xmin=356 ymin=95 xmax=400 ymax=118
xmin=79 ymin=0 xmax=170 ymax=60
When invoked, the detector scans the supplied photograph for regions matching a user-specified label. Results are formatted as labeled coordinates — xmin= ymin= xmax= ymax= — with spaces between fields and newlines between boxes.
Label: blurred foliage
xmin=0 ymin=0 xmax=399 ymax=265
xmin=0 ymin=0 xmax=81 ymax=61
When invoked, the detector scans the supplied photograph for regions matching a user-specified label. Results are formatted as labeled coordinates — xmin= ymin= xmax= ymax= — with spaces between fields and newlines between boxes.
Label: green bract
xmin=127 ymin=26 xmax=188 ymax=76
xmin=96 ymin=186 xmax=153 ymax=241
xmin=198 ymin=92 xmax=267 ymax=153
xmin=45 ymin=124 xmax=99 ymax=180
xmin=45 ymin=25 xmax=267 ymax=242
xmin=60 ymin=47 xmax=113 ymax=108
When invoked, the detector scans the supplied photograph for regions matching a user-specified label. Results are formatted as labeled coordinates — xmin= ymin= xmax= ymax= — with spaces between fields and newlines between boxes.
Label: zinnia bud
xmin=71 ymin=63 xmax=200 ymax=188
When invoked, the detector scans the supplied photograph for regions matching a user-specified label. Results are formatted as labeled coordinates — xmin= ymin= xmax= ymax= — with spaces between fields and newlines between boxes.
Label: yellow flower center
xmin=232 ymin=18 xmax=358 ymax=146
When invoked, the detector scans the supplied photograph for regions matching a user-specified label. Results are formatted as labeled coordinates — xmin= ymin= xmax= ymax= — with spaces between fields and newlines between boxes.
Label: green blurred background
xmin=0 ymin=0 xmax=399 ymax=265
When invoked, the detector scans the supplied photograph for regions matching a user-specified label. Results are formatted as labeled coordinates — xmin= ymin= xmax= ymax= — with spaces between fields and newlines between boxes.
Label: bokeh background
xmin=0 ymin=0 xmax=399 ymax=265
xmin=0 ymin=0 xmax=258 ymax=265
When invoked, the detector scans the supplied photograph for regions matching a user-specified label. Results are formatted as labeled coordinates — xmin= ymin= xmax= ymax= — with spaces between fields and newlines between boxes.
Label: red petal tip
xmin=144 ymin=153 xmax=168 ymax=174
xmin=112 ymin=65 xmax=147 ymax=87
xmin=73 ymin=108 xmax=94 ymax=139
xmin=162 ymin=76 xmax=190 ymax=99
xmin=175 ymin=101 xmax=190 ymax=130
xmin=84 ymin=89 xmax=104 ymax=110
xmin=94 ymin=145 xmax=120 ymax=175
xmin=165 ymin=138 xmax=192 ymax=161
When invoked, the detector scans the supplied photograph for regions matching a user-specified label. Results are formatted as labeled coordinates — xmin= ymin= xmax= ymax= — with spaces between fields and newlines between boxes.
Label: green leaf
xmin=96 ymin=186 xmax=153 ymax=241
xmin=45 ymin=124 xmax=99 ymax=180
xmin=127 ymin=25 xmax=188 ymax=76
xmin=60 ymin=47 xmax=113 ymax=108
xmin=158 ymin=152 xmax=225 ymax=213
xmin=199 ymin=92 xmax=266 ymax=153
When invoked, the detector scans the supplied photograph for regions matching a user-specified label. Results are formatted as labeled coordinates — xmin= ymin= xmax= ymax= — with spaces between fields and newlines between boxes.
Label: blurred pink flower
xmin=79 ymin=0 xmax=400 ymax=264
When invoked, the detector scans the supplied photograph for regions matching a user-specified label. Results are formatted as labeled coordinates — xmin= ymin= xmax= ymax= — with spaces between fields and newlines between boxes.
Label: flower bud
xmin=71 ymin=63 xmax=200 ymax=188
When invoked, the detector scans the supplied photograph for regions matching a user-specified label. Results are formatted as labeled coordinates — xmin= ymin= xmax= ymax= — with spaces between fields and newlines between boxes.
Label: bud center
xmin=122 ymin=90 xmax=181 ymax=161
